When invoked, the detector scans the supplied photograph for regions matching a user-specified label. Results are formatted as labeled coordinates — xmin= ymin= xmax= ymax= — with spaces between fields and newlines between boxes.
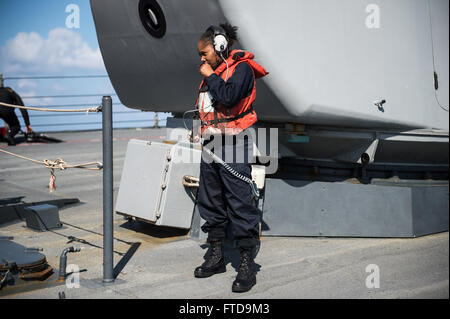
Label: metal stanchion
xmin=102 ymin=96 xmax=114 ymax=283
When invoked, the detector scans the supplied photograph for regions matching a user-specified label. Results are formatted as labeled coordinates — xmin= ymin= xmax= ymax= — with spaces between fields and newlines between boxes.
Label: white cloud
xmin=18 ymin=89 xmax=54 ymax=107
xmin=17 ymin=79 xmax=38 ymax=89
xmin=1 ymin=28 xmax=104 ymax=73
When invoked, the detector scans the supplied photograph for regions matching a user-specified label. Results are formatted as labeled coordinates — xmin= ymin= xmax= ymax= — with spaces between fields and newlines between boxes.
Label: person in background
xmin=0 ymin=75 xmax=33 ymax=146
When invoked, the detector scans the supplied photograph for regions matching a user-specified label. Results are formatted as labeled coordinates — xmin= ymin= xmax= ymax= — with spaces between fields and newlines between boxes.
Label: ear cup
xmin=214 ymin=34 xmax=228 ymax=53
xmin=206 ymin=25 xmax=229 ymax=53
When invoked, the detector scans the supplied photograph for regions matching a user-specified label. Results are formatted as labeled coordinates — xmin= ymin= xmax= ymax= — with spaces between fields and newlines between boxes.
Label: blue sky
xmin=0 ymin=0 xmax=101 ymax=74
xmin=0 ymin=0 xmax=98 ymax=49
xmin=0 ymin=0 xmax=161 ymax=132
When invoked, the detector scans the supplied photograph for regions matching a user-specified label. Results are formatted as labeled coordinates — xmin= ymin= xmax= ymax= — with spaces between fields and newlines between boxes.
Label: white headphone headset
xmin=206 ymin=25 xmax=230 ymax=80
xmin=207 ymin=25 xmax=228 ymax=53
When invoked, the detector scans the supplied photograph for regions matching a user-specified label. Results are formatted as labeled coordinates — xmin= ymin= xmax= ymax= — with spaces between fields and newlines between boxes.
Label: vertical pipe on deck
xmin=102 ymin=96 xmax=114 ymax=283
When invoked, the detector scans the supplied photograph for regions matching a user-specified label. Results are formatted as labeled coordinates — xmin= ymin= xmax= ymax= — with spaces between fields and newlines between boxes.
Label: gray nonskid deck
xmin=0 ymin=128 xmax=448 ymax=298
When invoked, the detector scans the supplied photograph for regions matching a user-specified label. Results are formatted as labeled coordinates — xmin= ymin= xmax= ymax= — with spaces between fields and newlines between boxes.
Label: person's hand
xmin=199 ymin=62 xmax=214 ymax=78
xmin=25 ymin=125 xmax=33 ymax=134
xmin=187 ymin=132 xmax=200 ymax=143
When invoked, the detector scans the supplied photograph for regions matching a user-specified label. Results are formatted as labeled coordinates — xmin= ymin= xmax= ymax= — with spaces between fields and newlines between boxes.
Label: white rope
xmin=0 ymin=148 xmax=103 ymax=192
xmin=0 ymin=99 xmax=104 ymax=192
xmin=0 ymin=101 xmax=100 ymax=113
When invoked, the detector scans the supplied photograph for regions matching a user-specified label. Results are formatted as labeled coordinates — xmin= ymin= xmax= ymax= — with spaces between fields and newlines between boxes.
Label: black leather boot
xmin=232 ymin=247 xmax=256 ymax=293
xmin=4 ymin=129 xmax=16 ymax=146
xmin=194 ymin=239 xmax=226 ymax=278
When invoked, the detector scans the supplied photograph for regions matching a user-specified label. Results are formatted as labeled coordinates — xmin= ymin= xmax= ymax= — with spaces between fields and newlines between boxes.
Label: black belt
xmin=203 ymin=107 xmax=255 ymax=126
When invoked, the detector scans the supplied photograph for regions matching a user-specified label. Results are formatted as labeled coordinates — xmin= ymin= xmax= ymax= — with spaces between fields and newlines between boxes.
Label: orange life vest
xmin=196 ymin=50 xmax=268 ymax=136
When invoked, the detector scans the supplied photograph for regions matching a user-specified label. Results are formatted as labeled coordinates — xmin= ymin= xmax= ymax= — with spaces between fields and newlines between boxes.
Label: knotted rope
xmin=0 ymin=100 xmax=103 ymax=192
xmin=0 ymin=149 xmax=103 ymax=192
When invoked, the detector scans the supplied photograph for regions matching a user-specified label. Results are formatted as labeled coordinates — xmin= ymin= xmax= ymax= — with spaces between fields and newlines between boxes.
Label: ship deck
xmin=0 ymin=128 xmax=448 ymax=299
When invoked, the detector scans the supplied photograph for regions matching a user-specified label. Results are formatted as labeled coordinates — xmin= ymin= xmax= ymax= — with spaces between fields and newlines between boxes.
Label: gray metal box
xmin=115 ymin=140 xmax=201 ymax=229
xmin=24 ymin=204 xmax=61 ymax=231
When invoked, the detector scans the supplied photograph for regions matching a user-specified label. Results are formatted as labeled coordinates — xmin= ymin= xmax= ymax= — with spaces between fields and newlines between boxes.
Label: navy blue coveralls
xmin=197 ymin=63 xmax=261 ymax=248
